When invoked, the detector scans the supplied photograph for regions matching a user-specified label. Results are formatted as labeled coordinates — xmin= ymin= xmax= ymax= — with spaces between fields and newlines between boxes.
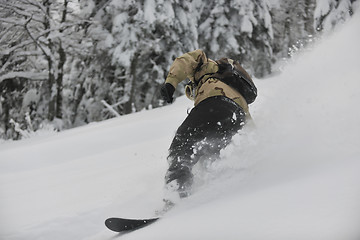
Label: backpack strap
xmin=212 ymin=58 xmax=257 ymax=104
xmin=192 ymin=57 xmax=257 ymax=104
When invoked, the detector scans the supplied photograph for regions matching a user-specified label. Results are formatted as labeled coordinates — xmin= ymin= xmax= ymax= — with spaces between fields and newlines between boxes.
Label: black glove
xmin=160 ymin=83 xmax=175 ymax=103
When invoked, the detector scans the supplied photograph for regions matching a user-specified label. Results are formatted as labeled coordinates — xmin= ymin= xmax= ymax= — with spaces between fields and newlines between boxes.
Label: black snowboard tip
xmin=105 ymin=217 xmax=159 ymax=232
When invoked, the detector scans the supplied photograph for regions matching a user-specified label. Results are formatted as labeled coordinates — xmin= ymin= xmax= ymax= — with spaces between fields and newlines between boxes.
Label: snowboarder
xmin=160 ymin=49 xmax=257 ymax=199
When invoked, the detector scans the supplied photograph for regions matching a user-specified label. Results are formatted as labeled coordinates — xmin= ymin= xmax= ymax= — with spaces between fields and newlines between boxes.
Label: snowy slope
xmin=1 ymin=12 xmax=360 ymax=240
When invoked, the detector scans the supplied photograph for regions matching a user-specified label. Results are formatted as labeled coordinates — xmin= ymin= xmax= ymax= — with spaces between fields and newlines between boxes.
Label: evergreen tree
xmin=101 ymin=0 xmax=198 ymax=114
xmin=314 ymin=0 xmax=357 ymax=32
xmin=1 ymin=0 xmax=358 ymax=140
xmin=270 ymin=0 xmax=316 ymax=59
xmin=196 ymin=0 xmax=274 ymax=78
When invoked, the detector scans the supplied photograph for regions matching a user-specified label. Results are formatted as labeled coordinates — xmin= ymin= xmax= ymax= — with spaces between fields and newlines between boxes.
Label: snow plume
xmin=220 ymin=10 xmax=360 ymax=188
xmin=193 ymin=11 xmax=360 ymax=193
xmin=177 ymin=10 xmax=360 ymax=239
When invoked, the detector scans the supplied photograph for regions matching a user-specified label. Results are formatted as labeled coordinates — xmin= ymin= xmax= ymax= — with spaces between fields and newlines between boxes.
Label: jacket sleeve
xmin=165 ymin=49 xmax=208 ymax=88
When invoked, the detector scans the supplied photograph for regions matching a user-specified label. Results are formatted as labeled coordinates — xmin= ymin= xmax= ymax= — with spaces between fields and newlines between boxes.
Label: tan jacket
xmin=165 ymin=49 xmax=250 ymax=115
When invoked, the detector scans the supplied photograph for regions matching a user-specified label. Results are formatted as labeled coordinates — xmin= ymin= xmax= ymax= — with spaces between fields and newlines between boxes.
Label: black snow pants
xmin=165 ymin=96 xmax=246 ymax=197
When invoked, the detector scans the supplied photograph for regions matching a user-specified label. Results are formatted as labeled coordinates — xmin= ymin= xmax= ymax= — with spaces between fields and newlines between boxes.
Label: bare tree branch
xmin=1 ymin=19 xmax=93 ymax=55
xmin=23 ymin=0 xmax=51 ymax=23
xmin=0 ymin=71 xmax=48 ymax=83
xmin=0 ymin=50 xmax=43 ymax=73
xmin=23 ymin=15 xmax=50 ymax=59
xmin=0 ymin=2 xmax=44 ymax=23
xmin=101 ymin=100 xmax=121 ymax=117
xmin=0 ymin=17 xmax=26 ymax=26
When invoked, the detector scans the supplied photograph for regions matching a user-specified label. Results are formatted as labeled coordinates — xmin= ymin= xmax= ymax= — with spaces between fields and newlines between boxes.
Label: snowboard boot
xmin=165 ymin=164 xmax=194 ymax=198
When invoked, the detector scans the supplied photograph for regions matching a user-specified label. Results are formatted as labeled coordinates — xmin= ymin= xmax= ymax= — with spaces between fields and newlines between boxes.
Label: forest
xmin=0 ymin=0 xmax=358 ymax=140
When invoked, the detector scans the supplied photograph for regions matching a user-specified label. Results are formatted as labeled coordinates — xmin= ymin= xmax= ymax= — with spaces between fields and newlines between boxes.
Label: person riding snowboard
xmin=160 ymin=49 xmax=257 ymax=199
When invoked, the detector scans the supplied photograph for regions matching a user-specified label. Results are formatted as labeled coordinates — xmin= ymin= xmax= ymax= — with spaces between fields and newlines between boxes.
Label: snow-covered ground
xmin=1 ymin=12 xmax=360 ymax=240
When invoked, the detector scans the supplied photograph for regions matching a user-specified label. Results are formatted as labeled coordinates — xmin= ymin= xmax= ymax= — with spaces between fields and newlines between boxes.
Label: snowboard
xmin=105 ymin=217 xmax=159 ymax=232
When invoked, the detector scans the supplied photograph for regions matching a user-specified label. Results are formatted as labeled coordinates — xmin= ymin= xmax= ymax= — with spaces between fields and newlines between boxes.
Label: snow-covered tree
xmin=1 ymin=0 xmax=359 ymax=140
xmin=196 ymin=0 xmax=274 ymax=78
xmin=314 ymin=0 xmax=358 ymax=32
xmin=270 ymin=0 xmax=316 ymax=59
xmin=0 ymin=0 xmax=92 ymax=138
xmin=99 ymin=0 xmax=198 ymax=114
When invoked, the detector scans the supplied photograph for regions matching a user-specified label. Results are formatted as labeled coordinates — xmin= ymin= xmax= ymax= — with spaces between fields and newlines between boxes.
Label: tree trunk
xmin=47 ymin=56 xmax=56 ymax=121
xmin=124 ymin=52 xmax=140 ymax=114
xmin=54 ymin=0 xmax=69 ymax=119
xmin=56 ymin=44 xmax=66 ymax=119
